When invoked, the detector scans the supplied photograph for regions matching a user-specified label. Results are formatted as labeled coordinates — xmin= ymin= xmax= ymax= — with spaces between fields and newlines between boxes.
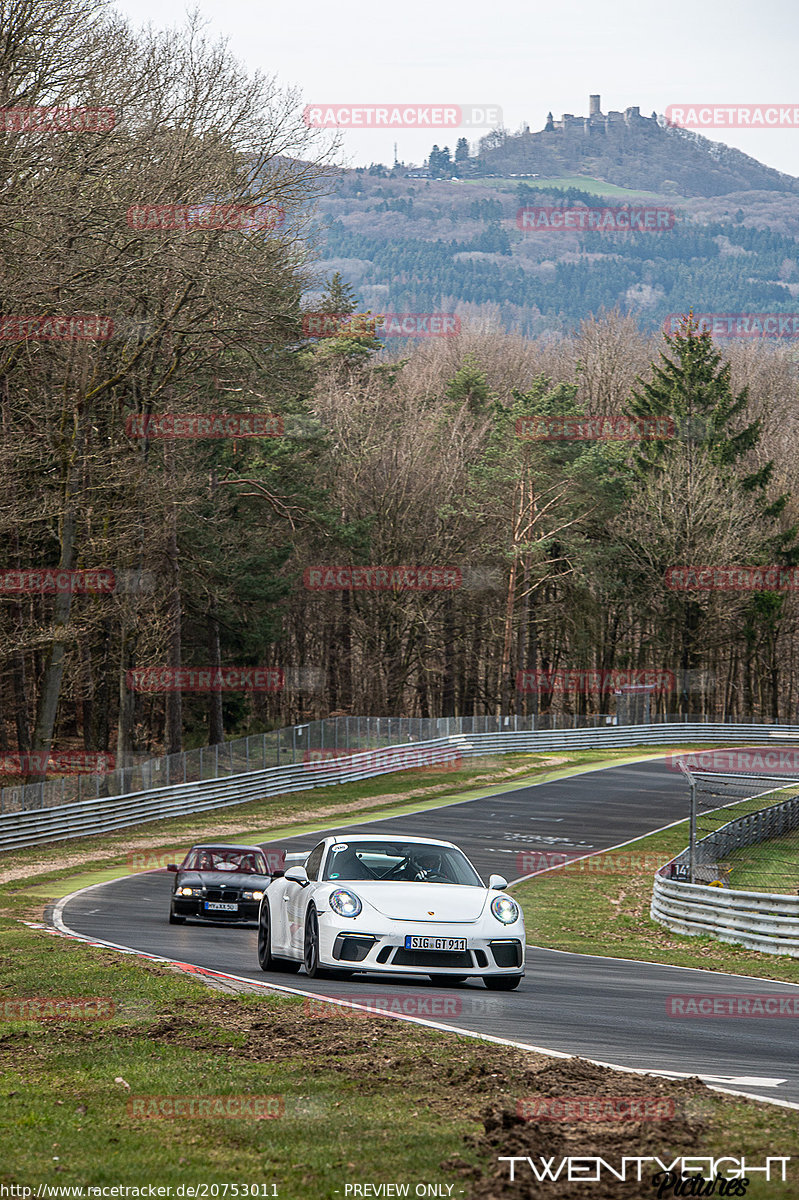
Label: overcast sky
xmin=114 ymin=0 xmax=799 ymax=178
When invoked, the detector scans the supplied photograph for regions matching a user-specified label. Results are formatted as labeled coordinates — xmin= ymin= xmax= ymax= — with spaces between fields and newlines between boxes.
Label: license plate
xmin=404 ymin=935 xmax=466 ymax=951
xmin=205 ymin=901 xmax=238 ymax=912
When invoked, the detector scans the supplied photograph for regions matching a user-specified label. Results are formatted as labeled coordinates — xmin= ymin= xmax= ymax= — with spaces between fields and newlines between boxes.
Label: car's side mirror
xmin=284 ymin=866 xmax=309 ymax=886
xmin=270 ymin=869 xmax=285 ymax=879
xmin=489 ymin=874 xmax=508 ymax=890
xmin=167 ymin=864 xmax=178 ymax=872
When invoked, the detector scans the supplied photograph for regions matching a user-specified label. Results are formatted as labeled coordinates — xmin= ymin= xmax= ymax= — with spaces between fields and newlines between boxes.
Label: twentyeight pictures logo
xmin=303 ymin=104 xmax=501 ymax=128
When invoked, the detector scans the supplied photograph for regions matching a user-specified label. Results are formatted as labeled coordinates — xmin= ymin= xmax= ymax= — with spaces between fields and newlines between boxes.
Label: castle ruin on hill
xmin=542 ymin=95 xmax=657 ymax=135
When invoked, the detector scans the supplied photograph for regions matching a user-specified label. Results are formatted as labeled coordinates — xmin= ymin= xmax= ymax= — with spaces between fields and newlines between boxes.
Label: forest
xmin=3 ymin=0 xmax=799 ymax=788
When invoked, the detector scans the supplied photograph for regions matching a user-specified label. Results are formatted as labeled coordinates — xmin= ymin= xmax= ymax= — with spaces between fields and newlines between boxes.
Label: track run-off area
xmin=53 ymin=758 xmax=799 ymax=1108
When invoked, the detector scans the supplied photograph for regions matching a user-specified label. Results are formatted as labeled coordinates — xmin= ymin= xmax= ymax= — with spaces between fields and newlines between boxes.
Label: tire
xmin=303 ymin=906 xmax=329 ymax=978
xmin=258 ymin=901 xmax=301 ymax=974
xmin=168 ymin=907 xmax=185 ymax=925
xmin=484 ymin=975 xmax=522 ymax=991
xmin=429 ymin=975 xmax=467 ymax=985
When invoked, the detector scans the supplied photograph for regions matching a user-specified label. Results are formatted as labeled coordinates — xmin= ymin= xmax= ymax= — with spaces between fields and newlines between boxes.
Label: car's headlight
xmin=178 ymin=887 xmax=199 ymax=896
xmin=328 ymin=888 xmax=362 ymax=918
xmin=242 ymin=890 xmax=264 ymax=900
xmin=491 ymin=895 xmax=519 ymax=925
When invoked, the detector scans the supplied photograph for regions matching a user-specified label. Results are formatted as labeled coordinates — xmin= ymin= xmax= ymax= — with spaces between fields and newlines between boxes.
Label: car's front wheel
xmin=484 ymin=975 xmax=522 ymax=991
xmin=303 ymin=906 xmax=329 ymax=978
xmin=258 ymin=902 xmax=300 ymax=974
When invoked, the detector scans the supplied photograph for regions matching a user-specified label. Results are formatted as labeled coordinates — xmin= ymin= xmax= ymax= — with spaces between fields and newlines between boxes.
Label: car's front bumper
xmin=171 ymin=897 xmax=261 ymax=924
xmin=317 ymin=913 xmax=525 ymax=977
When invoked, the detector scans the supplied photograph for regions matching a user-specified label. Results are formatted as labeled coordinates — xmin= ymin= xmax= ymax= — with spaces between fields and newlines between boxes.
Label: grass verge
xmin=513 ymin=817 xmax=799 ymax=984
xmin=4 ymin=745 xmax=799 ymax=1196
xmin=1 ymin=920 xmax=798 ymax=1198
xmin=726 ymin=829 xmax=799 ymax=894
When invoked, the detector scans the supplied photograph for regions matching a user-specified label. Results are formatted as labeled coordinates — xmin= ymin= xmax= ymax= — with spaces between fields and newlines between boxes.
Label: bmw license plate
xmin=404 ymin=935 xmax=466 ymax=951
xmin=205 ymin=901 xmax=238 ymax=912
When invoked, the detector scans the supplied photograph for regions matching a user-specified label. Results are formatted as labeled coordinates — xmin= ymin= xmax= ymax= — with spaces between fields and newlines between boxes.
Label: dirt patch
xmin=466 ymin=1057 xmax=725 ymax=1199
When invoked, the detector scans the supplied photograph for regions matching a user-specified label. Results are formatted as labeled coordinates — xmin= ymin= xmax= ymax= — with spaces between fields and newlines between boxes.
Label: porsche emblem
xmin=428 ymin=911 xmax=435 ymax=915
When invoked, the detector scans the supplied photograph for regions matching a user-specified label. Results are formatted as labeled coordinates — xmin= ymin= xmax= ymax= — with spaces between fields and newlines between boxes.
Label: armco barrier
xmin=4 ymin=721 xmax=799 ymax=853
xmin=651 ymin=876 xmax=799 ymax=956
xmin=651 ymin=771 xmax=799 ymax=956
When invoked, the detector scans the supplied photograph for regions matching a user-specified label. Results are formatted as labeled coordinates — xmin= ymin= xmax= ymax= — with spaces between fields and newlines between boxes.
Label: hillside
xmin=312 ymin=171 xmax=799 ymax=337
xmin=468 ymin=99 xmax=799 ymax=197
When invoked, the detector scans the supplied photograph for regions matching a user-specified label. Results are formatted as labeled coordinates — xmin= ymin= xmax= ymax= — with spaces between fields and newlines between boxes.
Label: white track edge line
xmin=50 ymin=880 xmax=799 ymax=1112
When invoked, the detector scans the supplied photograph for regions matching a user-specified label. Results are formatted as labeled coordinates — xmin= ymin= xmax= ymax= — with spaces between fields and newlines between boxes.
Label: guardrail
xmin=651 ymin=771 xmax=799 ymax=957
xmin=651 ymin=877 xmax=799 ymax=956
xmin=4 ymin=711 xmax=796 ymax=816
xmin=4 ymin=720 xmax=799 ymax=853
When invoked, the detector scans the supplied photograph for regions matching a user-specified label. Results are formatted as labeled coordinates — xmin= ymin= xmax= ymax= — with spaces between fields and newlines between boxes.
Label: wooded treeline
xmin=3 ymin=1 xmax=799 ymax=781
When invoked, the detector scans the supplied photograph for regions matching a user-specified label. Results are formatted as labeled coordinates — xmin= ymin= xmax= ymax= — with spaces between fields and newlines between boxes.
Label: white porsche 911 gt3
xmin=256 ymin=834 xmax=525 ymax=989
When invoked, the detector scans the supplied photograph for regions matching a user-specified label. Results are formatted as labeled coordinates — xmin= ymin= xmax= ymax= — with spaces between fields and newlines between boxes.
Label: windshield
xmin=182 ymin=848 xmax=268 ymax=874
xmin=322 ymin=841 xmax=482 ymax=885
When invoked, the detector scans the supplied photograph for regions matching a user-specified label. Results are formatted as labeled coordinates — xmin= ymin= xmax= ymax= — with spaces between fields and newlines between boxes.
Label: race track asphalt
xmin=57 ymin=759 xmax=799 ymax=1106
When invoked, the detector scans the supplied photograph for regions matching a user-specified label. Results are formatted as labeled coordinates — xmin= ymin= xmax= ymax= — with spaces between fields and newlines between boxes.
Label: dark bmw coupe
xmin=167 ymin=843 xmax=273 ymax=925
